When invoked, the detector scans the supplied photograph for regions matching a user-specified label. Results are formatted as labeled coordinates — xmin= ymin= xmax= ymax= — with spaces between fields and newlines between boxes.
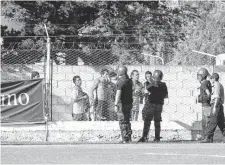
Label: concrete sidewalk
xmin=1 ymin=121 xmax=223 ymax=144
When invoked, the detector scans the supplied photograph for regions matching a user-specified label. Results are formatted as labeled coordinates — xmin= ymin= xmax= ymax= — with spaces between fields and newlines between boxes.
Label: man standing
xmin=201 ymin=73 xmax=225 ymax=143
xmin=138 ymin=70 xmax=168 ymax=142
xmin=114 ymin=66 xmax=133 ymax=143
xmin=90 ymin=68 xmax=110 ymax=121
xmin=72 ymin=76 xmax=90 ymax=121
xmin=130 ymin=70 xmax=144 ymax=121
xmin=196 ymin=68 xmax=212 ymax=140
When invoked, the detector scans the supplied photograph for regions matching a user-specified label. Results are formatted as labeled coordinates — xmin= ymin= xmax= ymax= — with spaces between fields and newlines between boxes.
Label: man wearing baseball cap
xmin=201 ymin=73 xmax=225 ymax=143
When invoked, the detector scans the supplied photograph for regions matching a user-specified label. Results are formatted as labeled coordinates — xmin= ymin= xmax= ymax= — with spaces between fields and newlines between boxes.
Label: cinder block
xmin=58 ymin=96 xmax=72 ymax=105
xmin=52 ymin=88 xmax=66 ymax=96
xmin=52 ymin=73 xmax=66 ymax=81
xmin=163 ymin=73 xmax=177 ymax=81
xmin=52 ymin=96 xmax=58 ymax=105
xmin=65 ymin=105 xmax=73 ymax=113
xmin=51 ymin=80 xmax=58 ymax=88
xmin=155 ymin=66 xmax=170 ymax=73
xmin=65 ymin=87 xmax=74 ymax=97
xmin=53 ymin=105 xmax=66 ymax=113
xmin=163 ymin=104 xmax=177 ymax=113
xmin=183 ymin=80 xmax=199 ymax=89
xmin=182 ymin=97 xmax=196 ymax=105
xmin=170 ymin=66 xmax=183 ymax=72
xmin=191 ymin=104 xmax=202 ymax=114
xmin=169 ymin=89 xmax=177 ymax=97
xmin=177 ymin=89 xmax=191 ymax=97
xmin=52 ymin=112 xmax=59 ymax=121
xmin=141 ymin=66 xmax=156 ymax=73
xmin=58 ymin=81 xmax=72 ymax=88
xmin=58 ymin=66 xmax=72 ymax=73
xmin=170 ymin=80 xmax=183 ymax=88
xmin=170 ymin=111 xmax=184 ymax=121
xmin=168 ymin=97 xmax=183 ymax=105
xmin=177 ymin=72 xmax=193 ymax=80
xmin=79 ymin=72 xmax=94 ymax=81
xmin=176 ymin=105 xmax=191 ymax=113
xmin=65 ymin=73 xmax=76 ymax=81
xmin=58 ymin=112 xmax=73 ymax=121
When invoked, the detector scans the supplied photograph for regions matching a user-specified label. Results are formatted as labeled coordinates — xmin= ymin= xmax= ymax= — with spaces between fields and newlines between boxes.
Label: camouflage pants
xmin=118 ymin=104 xmax=133 ymax=142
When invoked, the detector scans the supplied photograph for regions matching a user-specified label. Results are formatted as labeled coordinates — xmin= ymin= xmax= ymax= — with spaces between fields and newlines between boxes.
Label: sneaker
xmin=153 ymin=139 xmax=160 ymax=143
xmin=200 ymin=138 xmax=213 ymax=143
xmin=137 ymin=137 xmax=148 ymax=143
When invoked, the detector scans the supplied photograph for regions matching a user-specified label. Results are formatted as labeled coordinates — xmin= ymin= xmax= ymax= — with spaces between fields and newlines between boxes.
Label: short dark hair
xmin=73 ymin=75 xmax=80 ymax=84
xmin=101 ymin=68 xmax=109 ymax=75
xmin=130 ymin=70 xmax=139 ymax=78
xmin=145 ymin=71 xmax=152 ymax=80
xmin=211 ymin=73 xmax=219 ymax=81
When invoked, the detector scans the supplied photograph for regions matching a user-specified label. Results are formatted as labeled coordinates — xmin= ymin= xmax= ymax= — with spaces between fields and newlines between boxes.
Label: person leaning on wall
xmin=71 ymin=75 xmax=90 ymax=121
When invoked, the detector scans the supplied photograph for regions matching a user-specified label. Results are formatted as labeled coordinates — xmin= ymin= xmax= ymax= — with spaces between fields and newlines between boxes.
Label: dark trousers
xmin=118 ymin=104 xmax=133 ymax=141
xmin=206 ymin=103 xmax=225 ymax=139
xmin=142 ymin=103 xmax=163 ymax=140
xmin=202 ymin=106 xmax=211 ymax=138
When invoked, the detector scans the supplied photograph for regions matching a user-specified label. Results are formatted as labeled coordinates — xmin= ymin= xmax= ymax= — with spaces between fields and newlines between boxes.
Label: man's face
xmin=211 ymin=78 xmax=215 ymax=85
xmin=197 ymin=74 xmax=203 ymax=83
xmin=132 ymin=71 xmax=139 ymax=81
xmin=75 ymin=78 xmax=82 ymax=87
xmin=145 ymin=73 xmax=152 ymax=82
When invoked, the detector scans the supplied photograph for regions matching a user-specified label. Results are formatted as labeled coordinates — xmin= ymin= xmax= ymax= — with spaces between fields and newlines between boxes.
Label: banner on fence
xmin=1 ymin=79 xmax=45 ymax=123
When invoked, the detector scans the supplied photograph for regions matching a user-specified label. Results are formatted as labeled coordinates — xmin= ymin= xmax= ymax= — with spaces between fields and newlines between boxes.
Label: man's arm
xmin=72 ymin=89 xmax=87 ymax=102
xmin=212 ymin=83 xmax=221 ymax=115
xmin=89 ymin=79 xmax=99 ymax=103
xmin=115 ymin=90 xmax=122 ymax=106
xmin=164 ymin=83 xmax=168 ymax=99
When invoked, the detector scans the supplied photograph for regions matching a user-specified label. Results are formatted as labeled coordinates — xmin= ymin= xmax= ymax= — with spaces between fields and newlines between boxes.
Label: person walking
xmin=201 ymin=73 xmax=225 ymax=143
xmin=196 ymin=68 xmax=212 ymax=140
xmin=114 ymin=65 xmax=133 ymax=143
xmin=138 ymin=70 xmax=168 ymax=142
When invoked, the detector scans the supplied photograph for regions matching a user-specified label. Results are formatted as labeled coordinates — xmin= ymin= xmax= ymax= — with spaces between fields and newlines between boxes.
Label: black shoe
xmin=201 ymin=138 xmax=213 ymax=143
xmin=137 ymin=137 xmax=148 ymax=143
xmin=153 ymin=138 xmax=160 ymax=143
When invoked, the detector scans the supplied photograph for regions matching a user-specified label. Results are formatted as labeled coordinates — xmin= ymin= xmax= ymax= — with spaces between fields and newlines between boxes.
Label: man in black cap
xmin=201 ymin=73 xmax=225 ymax=143
xmin=114 ymin=65 xmax=133 ymax=143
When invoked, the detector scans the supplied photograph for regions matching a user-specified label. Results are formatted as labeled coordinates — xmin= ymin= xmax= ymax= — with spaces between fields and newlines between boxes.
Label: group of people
xmin=196 ymin=68 xmax=225 ymax=143
xmin=31 ymin=66 xmax=225 ymax=143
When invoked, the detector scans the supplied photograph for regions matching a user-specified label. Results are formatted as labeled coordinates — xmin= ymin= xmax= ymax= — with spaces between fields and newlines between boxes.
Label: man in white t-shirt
xmin=72 ymin=75 xmax=90 ymax=121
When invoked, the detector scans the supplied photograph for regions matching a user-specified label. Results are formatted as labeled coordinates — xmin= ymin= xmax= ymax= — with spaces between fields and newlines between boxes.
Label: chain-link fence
xmin=1 ymin=39 xmax=223 ymax=128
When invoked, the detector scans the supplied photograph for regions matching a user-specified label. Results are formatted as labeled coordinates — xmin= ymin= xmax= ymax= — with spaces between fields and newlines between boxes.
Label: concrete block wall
xmin=2 ymin=64 xmax=225 ymax=129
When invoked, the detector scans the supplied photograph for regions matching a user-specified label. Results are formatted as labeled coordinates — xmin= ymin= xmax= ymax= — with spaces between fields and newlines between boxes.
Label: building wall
xmin=2 ymin=64 xmax=225 ymax=128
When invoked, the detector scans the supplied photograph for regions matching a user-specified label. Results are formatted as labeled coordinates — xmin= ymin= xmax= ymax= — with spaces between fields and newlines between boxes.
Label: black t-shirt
xmin=147 ymin=81 xmax=168 ymax=105
xmin=116 ymin=75 xmax=133 ymax=104
xmin=200 ymin=80 xmax=212 ymax=106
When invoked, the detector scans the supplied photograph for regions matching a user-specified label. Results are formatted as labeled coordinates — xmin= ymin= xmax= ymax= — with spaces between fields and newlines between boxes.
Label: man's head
xmin=153 ymin=70 xmax=163 ymax=82
xmin=130 ymin=70 xmax=139 ymax=81
xmin=145 ymin=71 xmax=152 ymax=82
xmin=31 ymin=71 xmax=40 ymax=79
xmin=210 ymin=73 xmax=219 ymax=84
xmin=56 ymin=53 xmax=66 ymax=65
xmin=73 ymin=75 xmax=82 ymax=87
xmin=197 ymin=68 xmax=210 ymax=82
xmin=117 ymin=65 xmax=128 ymax=77
xmin=101 ymin=68 xmax=109 ymax=79
xmin=109 ymin=71 xmax=117 ymax=83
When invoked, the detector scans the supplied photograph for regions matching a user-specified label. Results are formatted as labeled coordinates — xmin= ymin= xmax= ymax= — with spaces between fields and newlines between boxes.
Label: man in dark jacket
xmin=138 ymin=70 xmax=168 ymax=142
xmin=114 ymin=65 xmax=133 ymax=143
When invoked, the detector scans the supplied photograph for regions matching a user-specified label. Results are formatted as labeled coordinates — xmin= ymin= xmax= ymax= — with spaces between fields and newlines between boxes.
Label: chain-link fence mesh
xmin=1 ymin=39 xmax=223 ymax=127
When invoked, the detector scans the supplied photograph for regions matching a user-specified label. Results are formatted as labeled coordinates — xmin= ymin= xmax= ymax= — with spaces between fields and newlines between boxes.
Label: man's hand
xmin=83 ymin=95 xmax=88 ymax=99
xmin=114 ymin=105 xmax=119 ymax=113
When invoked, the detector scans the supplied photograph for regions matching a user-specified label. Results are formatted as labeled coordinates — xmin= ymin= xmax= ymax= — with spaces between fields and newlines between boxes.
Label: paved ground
xmin=1 ymin=143 xmax=225 ymax=164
